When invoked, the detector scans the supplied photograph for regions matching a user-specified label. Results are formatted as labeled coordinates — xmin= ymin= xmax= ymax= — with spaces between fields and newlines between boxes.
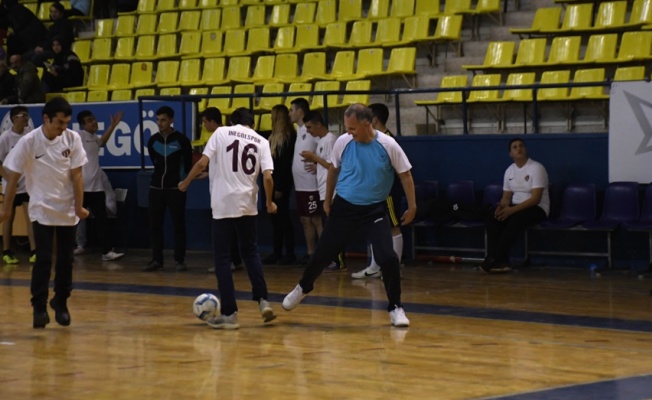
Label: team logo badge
xmin=62 ymin=149 xmax=71 ymax=158
xmin=525 ymin=175 xmax=530 ymax=182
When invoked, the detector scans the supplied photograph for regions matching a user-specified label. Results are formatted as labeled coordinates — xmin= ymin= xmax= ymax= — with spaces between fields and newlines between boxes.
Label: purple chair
xmin=623 ymin=183 xmax=652 ymax=274
xmin=482 ymin=183 xmax=503 ymax=207
xmin=416 ymin=180 xmax=439 ymax=201
xmin=446 ymin=180 xmax=475 ymax=207
xmin=583 ymin=182 xmax=640 ymax=230
xmin=539 ymin=183 xmax=597 ymax=229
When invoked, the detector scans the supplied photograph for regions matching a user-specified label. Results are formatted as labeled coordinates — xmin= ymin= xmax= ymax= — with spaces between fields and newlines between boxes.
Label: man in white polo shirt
xmin=0 ymin=97 xmax=89 ymax=329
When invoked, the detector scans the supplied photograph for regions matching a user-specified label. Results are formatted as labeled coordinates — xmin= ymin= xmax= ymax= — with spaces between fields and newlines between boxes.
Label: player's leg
xmin=31 ymin=222 xmax=54 ymax=328
xmin=145 ymin=188 xmax=166 ymax=269
xmin=168 ymin=189 xmax=187 ymax=270
xmin=2 ymin=203 xmax=18 ymax=264
xmin=50 ymin=225 xmax=76 ymax=326
xmin=22 ymin=202 xmax=36 ymax=262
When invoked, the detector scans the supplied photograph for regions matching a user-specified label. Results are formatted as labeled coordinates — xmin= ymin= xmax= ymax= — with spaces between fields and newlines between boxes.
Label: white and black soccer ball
xmin=192 ymin=293 xmax=220 ymax=321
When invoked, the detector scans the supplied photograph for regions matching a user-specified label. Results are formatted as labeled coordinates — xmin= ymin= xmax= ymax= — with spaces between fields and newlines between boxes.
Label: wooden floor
xmin=1 ymin=249 xmax=652 ymax=400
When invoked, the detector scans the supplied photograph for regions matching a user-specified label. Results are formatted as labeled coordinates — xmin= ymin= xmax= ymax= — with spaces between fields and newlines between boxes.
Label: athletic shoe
xmin=49 ymin=297 xmax=71 ymax=326
xmin=259 ymin=299 xmax=277 ymax=323
xmin=492 ymin=263 xmax=512 ymax=273
xmin=142 ymin=261 xmax=163 ymax=272
xmin=33 ymin=309 xmax=50 ymax=329
xmin=3 ymin=251 xmax=18 ymax=264
xmin=324 ymin=260 xmax=347 ymax=272
xmin=389 ymin=306 xmax=410 ymax=327
xmin=73 ymin=246 xmax=86 ymax=255
xmin=102 ymin=250 xmax=125 ymax=262
xmin=175 ymin=262 xmax=188 ymax=272
xmin=351 ymin=265 xmax=382 ymax=279
xmin=478 ymin=257 xmax=495 ymax=274
xmin=207 ymin=313 xmax=239 ymax=330
xmin=282 ymin=284 xmax=306 ymax=311
xmin=29 ymin=251 xmax=36 ymax=263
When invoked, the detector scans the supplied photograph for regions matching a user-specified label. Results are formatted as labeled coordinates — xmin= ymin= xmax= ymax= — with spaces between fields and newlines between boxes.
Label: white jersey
xmin=79 ymin=129 xmax=104 ymax=192
xmin=292 ymin=124 xmax=319 ymax=191
xmin=315 ymin=132 xmax=337 ymax=201
xmin=3 ymin=126 xmax=87 ymax=225
xmin=503 ymin=158 xmax=550 ymax=216
xmin=203 ymin=124 xmax=273 ymax=219
xmin=0 ymin=129 xmax=28 ymax=194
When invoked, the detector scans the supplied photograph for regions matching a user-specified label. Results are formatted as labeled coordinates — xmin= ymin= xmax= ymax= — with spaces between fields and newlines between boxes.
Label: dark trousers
xmin=82 ymin=191 xmax=111 ymax=254
xmin=31 ymin=222 xmax=76 ymax=309
xmin=300 ymin=196 xmax=402 ymax=311
xmin=269 ymin=190 xmax=295 ymax=257
xmin=212 ymin=216 xmax=269 ymax=316
xmin=485 ymin=206 xmax=547 ymax=263
xmin=149 ymin=188 xmax=186 ymax=264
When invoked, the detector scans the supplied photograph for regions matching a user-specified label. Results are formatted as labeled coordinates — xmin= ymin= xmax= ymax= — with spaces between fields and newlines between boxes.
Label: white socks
xmin=367 ymin=233 xmax=403 ymax=271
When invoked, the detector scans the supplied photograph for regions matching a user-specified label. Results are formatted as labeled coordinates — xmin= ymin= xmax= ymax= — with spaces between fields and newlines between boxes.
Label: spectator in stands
xmin=66 ymin=0 xmax=91 ymax=17
xmin=263 ymin=104 xmax=297 ymax=266
xmin=41 ymin=36 xmax=84 ymax=93
xmin=0 ymin=106 xmax=36 ymax=265
xmin=481 ymin=138 xmax=550 ymax=273
xmin=73 ymin=110 xmax=125 ymax=262
xmin=0 ymin=61 xmax=17 ymax=105
xmin=31 ymin=2 xmax=75 ymax=66
xmin=299 ymin=110 xmax=345 ymax=272
xmin=143 ymin=106 xmax=192 ymax=272
xmin=289 ymin=98 xmax=322 ymax=265
xmin=1 ymin=0 xmax=48 ymax=57
xmin=352 ymin=103 xmax=405 ymax=279
xmin=9 ymin=54 xmax=45 ymax=104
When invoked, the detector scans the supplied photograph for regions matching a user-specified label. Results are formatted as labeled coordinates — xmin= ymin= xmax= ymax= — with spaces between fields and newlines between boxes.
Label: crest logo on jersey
xmin=62 ymin=149 xmax=71 ymax=158
xmin=525 ymin=175 xmax=530 ymax=182
xmin=302 ymin=134 xmax=306 ymax=140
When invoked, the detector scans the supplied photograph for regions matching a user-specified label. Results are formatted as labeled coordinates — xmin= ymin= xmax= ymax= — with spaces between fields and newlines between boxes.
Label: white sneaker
xmin=73 ymin=246 xmax=86 ymax=255
xmin=207 ymin=313 xmax=239 ymax=330
xmin=102 ymin=250 xmax=125 ymax=262
xmin=351 ymin=265 xmax=382 ymax=279
xmin=259 ymin=299 xmax=277 ymax=323
xmin=282 ymin=284 xmax=306 ymax=311
xmin=389 ymin=306 xmax=410 ymax=327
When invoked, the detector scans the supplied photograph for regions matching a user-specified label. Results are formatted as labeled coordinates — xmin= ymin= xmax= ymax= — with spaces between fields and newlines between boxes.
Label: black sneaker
xmin=479 ymin=257 xmax=495 ymax=273
xmin=33 ymin=308 xmax=50 ymax=329
xmin=143 ymin=260 xmax=163 ymax=272
xmin=49 ymin=297 xmax=71 ymax=326
xmin=492 ymin=263 xmax=512 ymax=273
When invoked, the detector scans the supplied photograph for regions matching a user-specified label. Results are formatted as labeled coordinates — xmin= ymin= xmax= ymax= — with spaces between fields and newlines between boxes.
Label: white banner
xmin=610 ymin=81 xmax=652 ymax=183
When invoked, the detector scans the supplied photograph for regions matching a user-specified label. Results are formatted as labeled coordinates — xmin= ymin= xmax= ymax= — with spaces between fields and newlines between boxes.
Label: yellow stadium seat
xmin=337 ymin=48 xmax=383 ymax=81
xmin=207 ymin=86 xmax=232 ymax=113
xmin=154 ymin=34 xmax=179 ymax=59
xmin=245 ymin=5 xmax=266 ymax=27
xmin=538 ymin=70 xmax=571 ymax=101
xmin=135 ymin=14 xmax=157 ymax=36
xmin=546 ymin=36 xmax=581 ymax=65
xmin=37 ymin=2 xmax=53 ymax=20
xmin=223 ymin=29 xmax=247 ymax=56
xmin=87 ymin=90 xmax=109 ymax=102
xmin=111 ymin=90 xmax=133 ymax=101
xmin=315 ymin=0 xmax=337 ymax=26
xmin=258 ymin=114 xmax=272 ymax=132
xmin=160 ymin=87 xmax=182 ymax=96
xmin=115 ymin=15 xmax=136 ymax=37
xmin=328 ymin=51 xmax=355 ymax=80
xmin=90 ymin=38 xmax=112 ymax=63
xmin=86 ymin=64 xmax=111 ymax=90
xmin=200 ymin=9 xmax=222 ymax=31
xmin=344 ymin=20 xmax=373 ymax=48
xmin=513 ymin=38 xmax=546 ymax=67
xmin=400 ymin=15 xmax=430 ymax=44
xmin=502 ymin=72 xmax=536 ymax=101
xmin=629 ymin=0 xmax=652 ymax=25
xmin=375 ymin=18 xmax=402 ymax=47
xmin=241 ymin=0 xmax=262 ymax=4
xmin=511 ymin=7 xmax=561 ymax=35
xmin=94 ymin=19 xmax=114 ymax=38
xmin=240 ymin=55 xmax=275 ymax=84
xmin=199 ymin=0 xmax=219 ymax=8
xmin=467 ymin=74 xmax=501 ymax=103
xmin=415 ymin=75 xmax=468 ymax=106
xmin=415 ymin=0 xmax=441 ymax=17
xmin=130 ymin=62 xmax=155 ymax=88
xmin=66 ymin=91 xmax=87 ymax=103
xmin=462 ymin=41 xmax=515 ymax=71
xmin=433 ymin=15 xmax=463 ymax=55
xmin=294 ymin=24 xmax=321 ymax=51
xmin=134 ymin=88 xmax=156 ymax=99
xmin=203 ymin=58 xmax=228 ymax=85
xmin=614 ymin=31 xmax=652 ymax=61
xmin=580 ymin=34 xmax=617 ymax=63
xmin=443 ymin=0 xmax=471 ymax=14
xmin=382 ymin=47 xmax=417 ymax=87
xmin=24 ymin=3 xmax=38 ymax=15
xmin=614 ymin=66 xmax=646 ymax=81
xmin=310 ymin=81 xmax=341 ymax=110
xmin=550 ymin=4 xmax=593 ymax=32
xmin=134 ymin=35 xmax=157 ymax=60
xmin=286 ymin=83 xmax=312 ymax=107
xmin=232 ymin=84 xmax=256 ymax=110
xmin=178 ymin=11 xmax=201 ymax=31
xmin=179 ymin=0 xmax=198 ymax=10
xmin=189 ymin=87 xmax=209 ymax=112
xmin=293 ymin=2 xmax=316 ymax=24
xmin=246 ymin=27 xmax=271 ymax=54
xmin=178 ymin=59 xmax=202 ymax=87
xmin=221 ymin=0 xmax=240 ymax=5
xmin=157 ymin=12 xmax=179 ymax=34
xmin=590 ymin=1 xmax=627 ymax=30
xmin=179 ymin=31 xmax=202 ymax=58
xmin=269 ymin=4 xmax=291 ymax=26
xmin=114 ymin=37 xmax=135 ymax=61
xmin=301 ymin=52 xmax=328 ymax=80
xmin=368 ymin=0 xmax=390 ymax=20
xmin=73 ymin=40 xmax=91 ymax=64
xmin=221 ymin=6 xmax=242 ymax=30
xmin=156 ymin=0 xmax=176 ymax=13
xmin=341 ymin=80 xmax=371 ymax=106
xmin=569 ymin=68 xmax=608 ymax=100
xmin=339 ymin=0 xmax=362 ymax=22
xmin=226 ymin=56 xmax=252 ymax=83
xmin=390 ymin=0 xmax=415 ymax=18
xmin=322 ymin=22 xmax=348 ymax=48
xmin=273 ymin=54 xmax=300 ymax=83
xmin=156 ymin=61 xmax=180 ymax=87
xmin=274 ymin=26 xmax=296 ymax=53
xmin=200 ymin=31 xmax=223 ymax=58
xmin=257 ymin=83 xmax=285 ymax=111
xmin=107 ymin=64 xmax=131 ymax=90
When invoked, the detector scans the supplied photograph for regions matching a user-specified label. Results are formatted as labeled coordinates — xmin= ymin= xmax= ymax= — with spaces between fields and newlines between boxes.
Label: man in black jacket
xmin=144 ymin=106 xmax=192 ymax=272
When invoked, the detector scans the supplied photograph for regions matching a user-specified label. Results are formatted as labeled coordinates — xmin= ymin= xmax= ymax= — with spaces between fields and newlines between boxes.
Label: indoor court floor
xmin=1 ymin=249 xmax=651 ymax=400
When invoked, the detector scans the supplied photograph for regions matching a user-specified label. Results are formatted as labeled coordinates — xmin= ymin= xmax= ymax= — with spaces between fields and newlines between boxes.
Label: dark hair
xmin=230 ymin=107 xmax=254 ymax=127
xmin=201 ymin=107 xmax=222 ymax=125
xmin=344 ymin=103 xmax=373 ymax=122
xmin=290 ymin=98 xmax=310 ymax=116
xmin=303 ymin=110 xmax=325 ymax=126
xmin=77 ymin=110 xmax=93 ymax=126
xmin=10 ymin=105 xmax=28 ymax=119
xmin=51 ymin=1 xmax=66 ymax=14
xmin=508 ymin=138 xmax=525 ymax=152
xmin=42 ymin=96 xmax=72 ymax=120
xmin=156 ymin=106 xmax=174 ymax=119
xmin=369 ymin=103 xmax=389 ymax=125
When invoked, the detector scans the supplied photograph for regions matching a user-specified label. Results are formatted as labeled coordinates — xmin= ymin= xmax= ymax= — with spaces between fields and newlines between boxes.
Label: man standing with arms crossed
xmin=282 ymin=104 xmax=416 ymax=327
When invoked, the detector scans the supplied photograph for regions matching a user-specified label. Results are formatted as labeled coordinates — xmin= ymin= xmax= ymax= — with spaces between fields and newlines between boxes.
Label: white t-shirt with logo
xmin=0 ymin=129 xmax=28 ymax=194
xmin=79 ymin=129 xmax=104 ymax=192
xmin=4 ymin=126 xmax=87 ymax=225
xmin=315 ymin=132 xmax=337 ymax=201
xmin=503 ymin=158 xmax=550 ymax=216
xmin=292 ymin=124 xmax=319 ymax=191
xmin=203 ymin=124 xmax=274 ymax=219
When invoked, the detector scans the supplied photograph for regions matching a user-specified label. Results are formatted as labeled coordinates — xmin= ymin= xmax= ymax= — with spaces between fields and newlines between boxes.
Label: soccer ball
xmin=193 ymin=293 xmax=220 ymax=321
